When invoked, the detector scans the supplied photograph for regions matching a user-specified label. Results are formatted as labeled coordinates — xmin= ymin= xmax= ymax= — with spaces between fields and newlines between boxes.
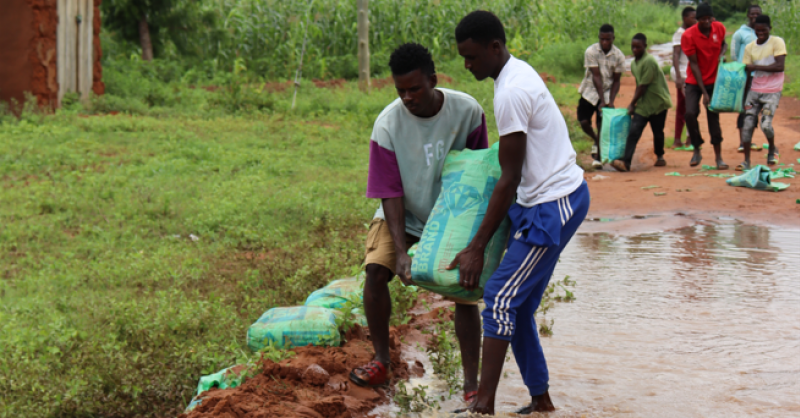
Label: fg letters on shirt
xmin=424 ymin=140 xmax=447 ymax=166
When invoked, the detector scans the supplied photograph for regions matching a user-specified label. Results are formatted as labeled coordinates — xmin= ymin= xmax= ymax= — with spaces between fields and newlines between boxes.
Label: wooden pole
xmin=357 ymin=0 xmax=370 ymax=92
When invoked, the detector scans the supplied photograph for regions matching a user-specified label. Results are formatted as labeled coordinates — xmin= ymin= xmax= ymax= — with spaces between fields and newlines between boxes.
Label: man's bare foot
xmin=513 ymin=391 xmax=556 ymax=414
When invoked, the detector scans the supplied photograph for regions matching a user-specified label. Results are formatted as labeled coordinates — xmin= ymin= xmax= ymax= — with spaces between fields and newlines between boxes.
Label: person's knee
xmin=365 ymin=264 xmax=393 ymax=286
xmin=579 ymin=119 xmax=593 ymax=131
xmin=761 ymin=118 xmax=775 ymax=138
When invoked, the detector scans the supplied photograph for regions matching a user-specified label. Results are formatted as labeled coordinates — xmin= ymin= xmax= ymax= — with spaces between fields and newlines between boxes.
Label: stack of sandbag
xmin=304 ymin=276 xmax=364 ymax=309
xmin=410 ymin=142 xmax=510 ymax=302
xmin=600 ymin=108 xmax=631 ymax=163
xmin=709 ymin=62 xmax=747 ymax=113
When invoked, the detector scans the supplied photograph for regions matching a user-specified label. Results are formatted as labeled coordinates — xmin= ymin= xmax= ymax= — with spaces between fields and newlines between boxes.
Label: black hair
xmin=633 ymin=33 xmax=647 ymax=43
xmin=696 ymin=3 xmax=713 ymax=18
xmin=599 ymin=24 xmax=615 ymax=34
xmin=754 ymin=14 xmax=771 ymax=27
xmin=455 ymin=10 xmax=506 ymax=45
xmin=389 ymin=43 xmax=436 ymax=76
xmin=682 ymin=6 xmax=695 ymax=18
xmin=748 ymin=4 xmax=762 ymax=12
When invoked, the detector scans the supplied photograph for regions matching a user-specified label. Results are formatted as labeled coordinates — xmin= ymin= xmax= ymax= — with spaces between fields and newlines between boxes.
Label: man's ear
xmin=429 ymin=73 xmax=439 ymax=89
xmin=492 ymin=40 xmax=503 ymax=55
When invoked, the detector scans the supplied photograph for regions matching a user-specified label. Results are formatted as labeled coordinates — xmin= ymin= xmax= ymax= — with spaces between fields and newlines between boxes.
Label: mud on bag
xmin=600 ymin=108 xmax=630 ymax=163
xmin=709 ymin=62 xmax=746 ymax=113
xmin=247 ymin=306 xmax=341 ymax=351
xmin=411 ymin=142 xmax=510 ymax=302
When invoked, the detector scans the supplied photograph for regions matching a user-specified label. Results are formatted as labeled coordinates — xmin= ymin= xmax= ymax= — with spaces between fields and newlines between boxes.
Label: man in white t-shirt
xmin=452 ymin=10 xmax=590 ymax=415
xmin=671 ymin=6 xmax=696 ymax=148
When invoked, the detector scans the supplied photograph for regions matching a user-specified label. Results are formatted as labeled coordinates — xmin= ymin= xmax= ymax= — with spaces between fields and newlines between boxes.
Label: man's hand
xmin=745 ymin=64 xmax=755 ymax=73
xmin=447 ymin=245 xmax=485 ymax=291
xmin=395 ymin=252 xmax=414 ymax=286
xmin=675 ymin=79 xmax=685 ymax=91
xmin=598 ymin=99 xmax=607 ymax=109
xmin=627 ymin=103 xmax=636 ymax=116
xmin=606 ymin=100 xmax=615 ymax=108
xmin=702 ymin=92 xmax=711 ymax=107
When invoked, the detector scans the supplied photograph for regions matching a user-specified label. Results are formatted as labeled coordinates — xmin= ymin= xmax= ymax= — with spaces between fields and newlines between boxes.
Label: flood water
xmin=387 ymin=222 xmax=800 ymax=417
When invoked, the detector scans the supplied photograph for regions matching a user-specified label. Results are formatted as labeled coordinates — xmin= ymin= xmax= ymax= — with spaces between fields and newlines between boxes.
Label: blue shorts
xmin=482 ymin=181 xmax=590 ymax=396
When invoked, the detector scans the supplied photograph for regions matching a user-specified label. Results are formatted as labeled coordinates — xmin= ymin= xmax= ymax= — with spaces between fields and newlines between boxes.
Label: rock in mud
xmin=302 ymin=364 xmax=330 ymax=386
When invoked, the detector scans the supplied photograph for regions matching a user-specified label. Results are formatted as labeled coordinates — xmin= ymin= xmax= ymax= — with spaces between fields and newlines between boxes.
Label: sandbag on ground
xmin=726 ymin=165 xmax=790 ymax=192
xmin=247 ymin=306 xmax=341 ymax=351
xmin=304 ymin=276 xmax=364 ymax=309
xmin=709 ymin=62 xmax=747 ymax=113
xmin=600 ymin=107 xmax=630 ymax=163
xmin=411 ymin=142 xmax=510 ymax=302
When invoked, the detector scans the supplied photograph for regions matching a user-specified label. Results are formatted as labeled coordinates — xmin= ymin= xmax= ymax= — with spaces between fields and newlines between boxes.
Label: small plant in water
xmin=394 ymin=380 xmax=439 ymax=414
xmin=426 ymin=308 xmax=463 ymax=399
xmin=536 ymin=275 xmax=577 ymax=336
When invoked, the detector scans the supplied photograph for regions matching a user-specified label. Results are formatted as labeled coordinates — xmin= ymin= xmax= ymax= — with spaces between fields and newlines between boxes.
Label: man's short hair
xmin=748 ymin=4 xmax=762 ymax=12
xmin=599 ymin=24 xmax=615 ymax=34
xmin=754 ymin=14 xmax=771 ymax=27
xmin=633 ymin=33 xmax=647 ymax=43
xmin=389 ymin=43 xmax=436 ymax=76
xmin=682 ymin=6 xmax=696 ymax=18
xmin=696 ymin=3 xmax=713 ymax=18
xmin=455 ymin=10 xmax=506 ymax=45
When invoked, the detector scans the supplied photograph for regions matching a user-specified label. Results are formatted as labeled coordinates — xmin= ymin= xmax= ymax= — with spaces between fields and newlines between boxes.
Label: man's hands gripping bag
xmin=410 ymin=142 xmax=510 ymax=302
xmin=600 ymin=108 xmax=630 ymax=163
xmin=709 ymin=62 xmax=747 ymax=113
xmin=246 ymin=306 xmax=341 ymax=351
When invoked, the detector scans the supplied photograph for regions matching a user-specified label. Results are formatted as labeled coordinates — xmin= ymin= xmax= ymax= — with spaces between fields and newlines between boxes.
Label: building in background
xmin=0 ymin=0 xmax=104 ymax=110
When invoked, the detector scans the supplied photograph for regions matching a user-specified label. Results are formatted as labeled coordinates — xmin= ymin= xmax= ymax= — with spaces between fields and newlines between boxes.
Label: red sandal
xmin=464 ymin=390 xmax=478 ymax=404
xmin=349 ymin=360 xmax=388 ymax=387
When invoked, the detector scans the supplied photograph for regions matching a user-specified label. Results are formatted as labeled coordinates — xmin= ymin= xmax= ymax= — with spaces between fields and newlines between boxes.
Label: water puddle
xmin=386 ymin=223 xmax=800 ymax=417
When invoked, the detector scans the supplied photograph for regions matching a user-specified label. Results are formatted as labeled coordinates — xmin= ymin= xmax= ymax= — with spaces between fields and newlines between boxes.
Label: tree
xmin=102 ymin=0 xmax=208 ymax=60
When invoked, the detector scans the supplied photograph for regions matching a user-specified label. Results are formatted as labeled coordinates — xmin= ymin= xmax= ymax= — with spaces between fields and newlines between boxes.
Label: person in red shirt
xmin=681 ymin=3 xmax=729 ymax=169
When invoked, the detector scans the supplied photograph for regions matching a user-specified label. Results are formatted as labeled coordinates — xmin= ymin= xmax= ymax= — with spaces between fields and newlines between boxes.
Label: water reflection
xmin=390 ymin=223 xmax=800 ymax=418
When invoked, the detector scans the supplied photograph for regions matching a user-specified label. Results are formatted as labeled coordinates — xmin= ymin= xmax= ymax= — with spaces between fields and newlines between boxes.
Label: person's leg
xmin=760 ymin=92 xmax=781 ymax=165
xmin=684 ymin=84 xmax=704 ymax=165
xmin=705 ymin=83 xmax=727 ymax=169
xmin=455 ymin=303 xmax=481 ymax=395
xmin=578 ymin=98 xmax=601 ymax=164
xmin=674 ymin=88 xmax=686 ymax=147
xmin=738 ymin=77 xmax=752 ymax=150
xmin=617 ymin=113 xmax=648 ymax=171
xmin=650 ymin=109 xmax=668 ymax=163
xmin=363 ymin=263 xmax=394 ymax=366
xmin=468 ymin=183 xmax=591 ymax=415
xmin=739 ymin=91 xmax=760 ymax=169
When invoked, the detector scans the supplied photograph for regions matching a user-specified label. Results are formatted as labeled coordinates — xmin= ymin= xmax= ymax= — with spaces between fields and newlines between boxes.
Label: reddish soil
xmin=582 ymin=75 xmax=800 ymax=228
xmin=179 ymin=306 xmax=451 ymax=418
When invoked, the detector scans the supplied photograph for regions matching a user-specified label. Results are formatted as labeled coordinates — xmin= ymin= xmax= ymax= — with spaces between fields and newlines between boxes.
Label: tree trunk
xmin=357 ymin=0 xmax=370 ymax=92
xmin=139 ymin=13 xmax=154 ymax=61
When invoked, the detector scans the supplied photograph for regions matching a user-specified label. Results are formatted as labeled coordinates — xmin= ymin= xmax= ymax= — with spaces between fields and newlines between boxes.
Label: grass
xmin=0 ymin=56 xmax=594 ymax=417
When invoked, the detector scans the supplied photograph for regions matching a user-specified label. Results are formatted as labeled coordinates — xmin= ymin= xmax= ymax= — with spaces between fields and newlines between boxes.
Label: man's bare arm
xmin=589 ymin=67 xmax=606 ymax=107
xmin=382 ymin=197 xmax=413 ymax=285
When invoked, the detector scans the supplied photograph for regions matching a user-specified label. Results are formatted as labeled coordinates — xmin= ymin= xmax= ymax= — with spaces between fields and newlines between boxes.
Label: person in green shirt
xmin=611 ymin=33 xmax=673 ymax=172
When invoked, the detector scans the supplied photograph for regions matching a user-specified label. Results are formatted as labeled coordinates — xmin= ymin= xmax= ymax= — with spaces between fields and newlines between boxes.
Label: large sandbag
xmin=304 ymin=276 xmax=364 ymax=309
xmin=410 ymin=142 xmax=510 ymax=302
xmin=600 ymin=108 xmax=630 ymax=163
xmin=709 ymin=62 xmax=747 ymax=113
xmin=246 ymin=306 xmax=341 ymax=351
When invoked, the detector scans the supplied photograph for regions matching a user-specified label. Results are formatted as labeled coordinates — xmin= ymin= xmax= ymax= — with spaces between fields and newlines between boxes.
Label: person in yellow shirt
xmin=737 ymin=15 xmax=787 ymax=170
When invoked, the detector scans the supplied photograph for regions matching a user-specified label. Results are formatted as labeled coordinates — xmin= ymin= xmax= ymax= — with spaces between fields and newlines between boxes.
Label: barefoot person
xmin=737 ymin=15 xmax=787 ymax=170
xmin=732 ymin=4 xmax=762 ymax=152
xmin=350 ymin=43 xmax=488 ymax=403
xmin=682 ymin=2 xmax=729 ymax=169
xmin=577 ymin=24 xmax=625 ymax=169
xmin=671 ymin=6 xmax=696 ymax=148
xmin=611 ymin=33 xmax=672 ymax=172
xmin=453 ymin=11 xmax=590 ymax=415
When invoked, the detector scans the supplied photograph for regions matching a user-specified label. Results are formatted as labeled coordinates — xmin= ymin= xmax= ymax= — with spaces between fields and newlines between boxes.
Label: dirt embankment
xmin=179 ymin=306 xmax=449 ymax=418
xmin=582 ymin=75 xmax=800 ymax=228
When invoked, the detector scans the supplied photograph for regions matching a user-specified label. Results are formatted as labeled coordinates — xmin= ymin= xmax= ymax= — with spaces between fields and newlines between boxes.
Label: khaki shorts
xmin=364 ymin=218 xmax=479 ymax=306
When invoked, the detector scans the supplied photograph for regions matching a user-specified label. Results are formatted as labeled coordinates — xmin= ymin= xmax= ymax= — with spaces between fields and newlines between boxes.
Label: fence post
xmin=357 ymin=0 xmax=370 ymax=92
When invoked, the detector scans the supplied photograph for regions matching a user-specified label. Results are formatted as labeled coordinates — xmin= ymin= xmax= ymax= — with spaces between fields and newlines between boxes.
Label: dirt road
xmin=580 ymin=74 xmax=800 ymax=229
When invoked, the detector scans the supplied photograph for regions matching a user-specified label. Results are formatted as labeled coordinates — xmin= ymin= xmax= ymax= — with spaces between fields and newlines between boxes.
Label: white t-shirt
xmin=671 ymin=26 xmax=689 ymax=81
xmin=493 ymin=56 xmax=584 ymax=208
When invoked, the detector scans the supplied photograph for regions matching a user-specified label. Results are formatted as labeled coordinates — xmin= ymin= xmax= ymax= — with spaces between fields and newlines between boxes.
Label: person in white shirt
xmin=671 ymin=6 xmax=696 ymax=148
xmin=451 ymin=10 xmax=590 ymax=415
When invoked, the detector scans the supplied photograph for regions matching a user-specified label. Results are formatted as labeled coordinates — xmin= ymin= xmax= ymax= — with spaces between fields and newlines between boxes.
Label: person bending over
xmin=349 ymin=43 xmax=487 ymax=405
xmin=453 ymin=10 xmax=590 ymax=415
xmin=577 ymin=24 xmax=625 ymax=169
xmin=611 ymin=33 xmax=673 ymax=172
xmin=737 ymin=15 xmax=787 ymax=170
